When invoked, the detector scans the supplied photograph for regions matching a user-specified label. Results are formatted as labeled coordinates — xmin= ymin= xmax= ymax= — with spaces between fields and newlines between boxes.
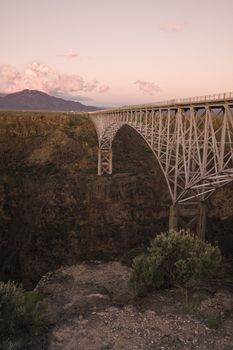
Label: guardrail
xmin=151 ymin=92 xmax=233 ymax=107
xmin=89 ymin=91 xmax=233 ymax=114
xmin=174 ymin=91 xmax=233 ymax=104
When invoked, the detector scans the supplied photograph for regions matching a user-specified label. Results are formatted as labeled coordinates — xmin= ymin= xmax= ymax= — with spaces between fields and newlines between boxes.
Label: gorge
xmin=0 ymin=111 xmax=232 ymax=289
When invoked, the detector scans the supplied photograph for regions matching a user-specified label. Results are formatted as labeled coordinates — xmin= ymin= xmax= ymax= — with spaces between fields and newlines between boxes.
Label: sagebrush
xmin=129 ymin=230 xmax=222 ymax=296
xmin=0 ymin=281 xmax=46 ymax=342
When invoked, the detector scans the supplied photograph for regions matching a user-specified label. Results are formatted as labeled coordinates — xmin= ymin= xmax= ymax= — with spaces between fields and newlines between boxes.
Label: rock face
xmin=34 ymin=262 xmax=233 ymax=350
xmin=0 ymin=111 xmax=232 ymax=288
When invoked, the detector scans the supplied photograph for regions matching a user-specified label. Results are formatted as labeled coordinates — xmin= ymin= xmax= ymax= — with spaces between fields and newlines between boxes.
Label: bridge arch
xmin=99 ymin=121 xmax=174 ymax=200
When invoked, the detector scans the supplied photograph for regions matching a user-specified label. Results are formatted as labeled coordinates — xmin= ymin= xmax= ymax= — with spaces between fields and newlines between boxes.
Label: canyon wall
xmin=0 ymin=111 xmax=232 ymax=288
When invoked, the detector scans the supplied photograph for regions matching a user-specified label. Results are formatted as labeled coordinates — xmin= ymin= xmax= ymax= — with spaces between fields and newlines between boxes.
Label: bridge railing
xmin=120 ymin=91 xmax=233 ymax=110
xmin=89 ymin=91 xmax=233 ymax=114
xmin=175 ymin=91 xmax=233 ymax=104
xmin=152 ymin=92 xmax=233 ymax=107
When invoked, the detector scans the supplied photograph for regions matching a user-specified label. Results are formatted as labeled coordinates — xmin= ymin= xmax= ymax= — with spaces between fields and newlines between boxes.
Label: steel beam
xmin=89 ymin=92 xmax=233 ymax=238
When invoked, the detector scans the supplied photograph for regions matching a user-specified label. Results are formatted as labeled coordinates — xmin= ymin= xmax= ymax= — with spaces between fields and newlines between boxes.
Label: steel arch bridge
xmin=89 ymin=92 xmax=233 ymax=238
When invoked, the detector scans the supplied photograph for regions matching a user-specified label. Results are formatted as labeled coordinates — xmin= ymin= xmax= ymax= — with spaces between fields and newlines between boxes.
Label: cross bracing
xmin=89 ymin=92 xmax=233 ymax=237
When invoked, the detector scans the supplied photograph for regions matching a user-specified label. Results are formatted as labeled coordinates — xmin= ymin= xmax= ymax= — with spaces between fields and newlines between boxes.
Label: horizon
xmin=1 ymin=88 xmax=233 ymax=110
xmin=1 ymin=0 xmax=233 ymax=107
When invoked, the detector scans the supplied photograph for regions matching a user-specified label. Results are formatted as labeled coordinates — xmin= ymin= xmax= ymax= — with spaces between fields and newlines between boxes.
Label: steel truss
xmin=89 ymin=92 xmax=233 ymax=238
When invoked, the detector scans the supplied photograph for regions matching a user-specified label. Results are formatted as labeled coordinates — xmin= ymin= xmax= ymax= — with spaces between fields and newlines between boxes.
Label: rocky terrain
xmin=26 ymin=261 xmax=232 ymax=349
xmin=0 ymin=110 xmax=232 ymax=290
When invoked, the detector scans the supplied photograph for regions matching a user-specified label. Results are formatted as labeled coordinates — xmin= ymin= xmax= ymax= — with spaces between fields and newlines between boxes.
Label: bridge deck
xmin=89 ymin=91 xmax=233 ymax=114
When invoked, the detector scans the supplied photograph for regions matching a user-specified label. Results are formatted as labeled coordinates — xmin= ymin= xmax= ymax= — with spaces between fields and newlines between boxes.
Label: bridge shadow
xmin=112 ymin=124 xmax=170 ymax=208
xmin=112 ymin=124 xmax=166 ymax=178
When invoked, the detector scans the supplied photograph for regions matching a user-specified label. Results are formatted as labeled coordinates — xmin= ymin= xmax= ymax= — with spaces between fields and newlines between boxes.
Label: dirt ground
xmin=33 ymin=261 xmax=233 ymax=350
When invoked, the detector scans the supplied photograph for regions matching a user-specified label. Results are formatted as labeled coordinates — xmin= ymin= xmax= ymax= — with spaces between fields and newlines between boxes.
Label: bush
xmin=129 ymin=230 xmax=222 ymax=296
xmin=0 ymin=282 xmax=23 ymax=339
xmin=21 ymin=291 xmax=46 ymax=325
xmin=0 ymin=281 xmax=46 ymax=342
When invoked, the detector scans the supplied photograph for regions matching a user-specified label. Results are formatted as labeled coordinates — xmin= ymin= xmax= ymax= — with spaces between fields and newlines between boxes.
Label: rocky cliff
xmin=32 ymin=262 xmax=233 ymax=350
xmin=0 ymin=111 xmax=232 ymax=288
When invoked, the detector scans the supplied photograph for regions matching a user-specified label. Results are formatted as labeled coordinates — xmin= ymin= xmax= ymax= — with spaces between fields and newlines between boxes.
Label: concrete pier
xmin=169 ymin=202 xmax=207 ymax=239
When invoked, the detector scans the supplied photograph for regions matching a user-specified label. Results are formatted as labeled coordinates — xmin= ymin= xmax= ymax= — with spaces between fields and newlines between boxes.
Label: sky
xmin=0 ymin=0 xmax=233 ymax=107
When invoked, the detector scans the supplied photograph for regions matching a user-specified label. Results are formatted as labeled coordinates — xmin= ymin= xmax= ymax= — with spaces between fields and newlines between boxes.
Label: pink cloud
xmin=98 ymin=85 xmax=110 ymax=93
xmin=0 ymin=65 xmax=20 ymax=91
xmin=160 ymin=20 xmax=186 ymax=32
xmin=134 ymin=80 xmax=160 ymax=95
xmin=0 ymin=63 xmax=110 ymax=96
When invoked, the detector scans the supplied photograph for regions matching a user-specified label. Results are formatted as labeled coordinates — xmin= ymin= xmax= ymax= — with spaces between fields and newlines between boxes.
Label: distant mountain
xmin=0 ymin=89 xmax=100 ymax=112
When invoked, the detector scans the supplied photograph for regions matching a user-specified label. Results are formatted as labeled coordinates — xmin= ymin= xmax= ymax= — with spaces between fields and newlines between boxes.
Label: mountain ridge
xmin=0 ymin=89 xmax=101 ymax=111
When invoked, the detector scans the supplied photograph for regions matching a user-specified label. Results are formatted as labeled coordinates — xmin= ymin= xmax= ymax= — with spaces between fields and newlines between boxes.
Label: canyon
xmin=0 ymin=111 xmax=232 ymax=289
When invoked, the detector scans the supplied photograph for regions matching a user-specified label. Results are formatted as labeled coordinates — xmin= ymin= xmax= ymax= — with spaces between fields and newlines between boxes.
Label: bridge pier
xmin=169 ymin=205 xmax=178 ymax=230
xmin=169 ymin=202 xmax=206 ymax=240
xmin=196 ymin=203 xmax=207 ymax=240
xmin=98 ymin=148 xmax=112 ymax=175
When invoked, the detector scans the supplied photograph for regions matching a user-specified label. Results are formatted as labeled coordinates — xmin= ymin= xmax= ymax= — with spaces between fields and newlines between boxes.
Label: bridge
xmin=89 ymin=92 xmax=233 ymax=239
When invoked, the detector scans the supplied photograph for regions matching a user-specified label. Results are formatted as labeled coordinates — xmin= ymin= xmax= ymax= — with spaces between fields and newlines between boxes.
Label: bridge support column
xmin=196 ymin=203 xmax=206 ymax=240
xmin=169 ymin=205 xmax=179 ymax=231
xmin=98 ymin=148 xmax=112 ymax=175
xmin=169 ymin=202 xmax=206 ymax=240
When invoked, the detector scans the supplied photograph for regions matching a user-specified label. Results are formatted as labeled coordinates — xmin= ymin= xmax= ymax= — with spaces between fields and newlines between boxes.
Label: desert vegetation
xmin=0 ymin=281 xmax=46 ymax=349
xmin=129 ymin=230 xmax=222 ymax=296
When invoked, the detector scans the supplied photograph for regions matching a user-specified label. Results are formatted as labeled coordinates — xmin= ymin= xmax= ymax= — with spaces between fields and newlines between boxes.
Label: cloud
xmin=58 ymin=53 xmax=79 ymax=60
xmin=160 ymin=20 xmax=186 ymax=32
xmin=0 ymin=63 xmax=110 ymax=97
xmin=98 ymin=85 xmax=110 ymax=93
xmin=134 ymin=80 xmax=160 ymax=95
xmin=0 ymin=65 xmax=20 ymax=91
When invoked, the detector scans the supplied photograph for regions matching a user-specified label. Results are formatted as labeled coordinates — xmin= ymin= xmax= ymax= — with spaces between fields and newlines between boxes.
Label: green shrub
xmin=0 ymin=282 xmax=23 ymax=339
xmin=129 ymin=230 xmax=222 ymax=296
xmin=0 ymin=281 xmax=46 ymax=342
xmin=21 ymin=291 xmax=46 ymax=325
